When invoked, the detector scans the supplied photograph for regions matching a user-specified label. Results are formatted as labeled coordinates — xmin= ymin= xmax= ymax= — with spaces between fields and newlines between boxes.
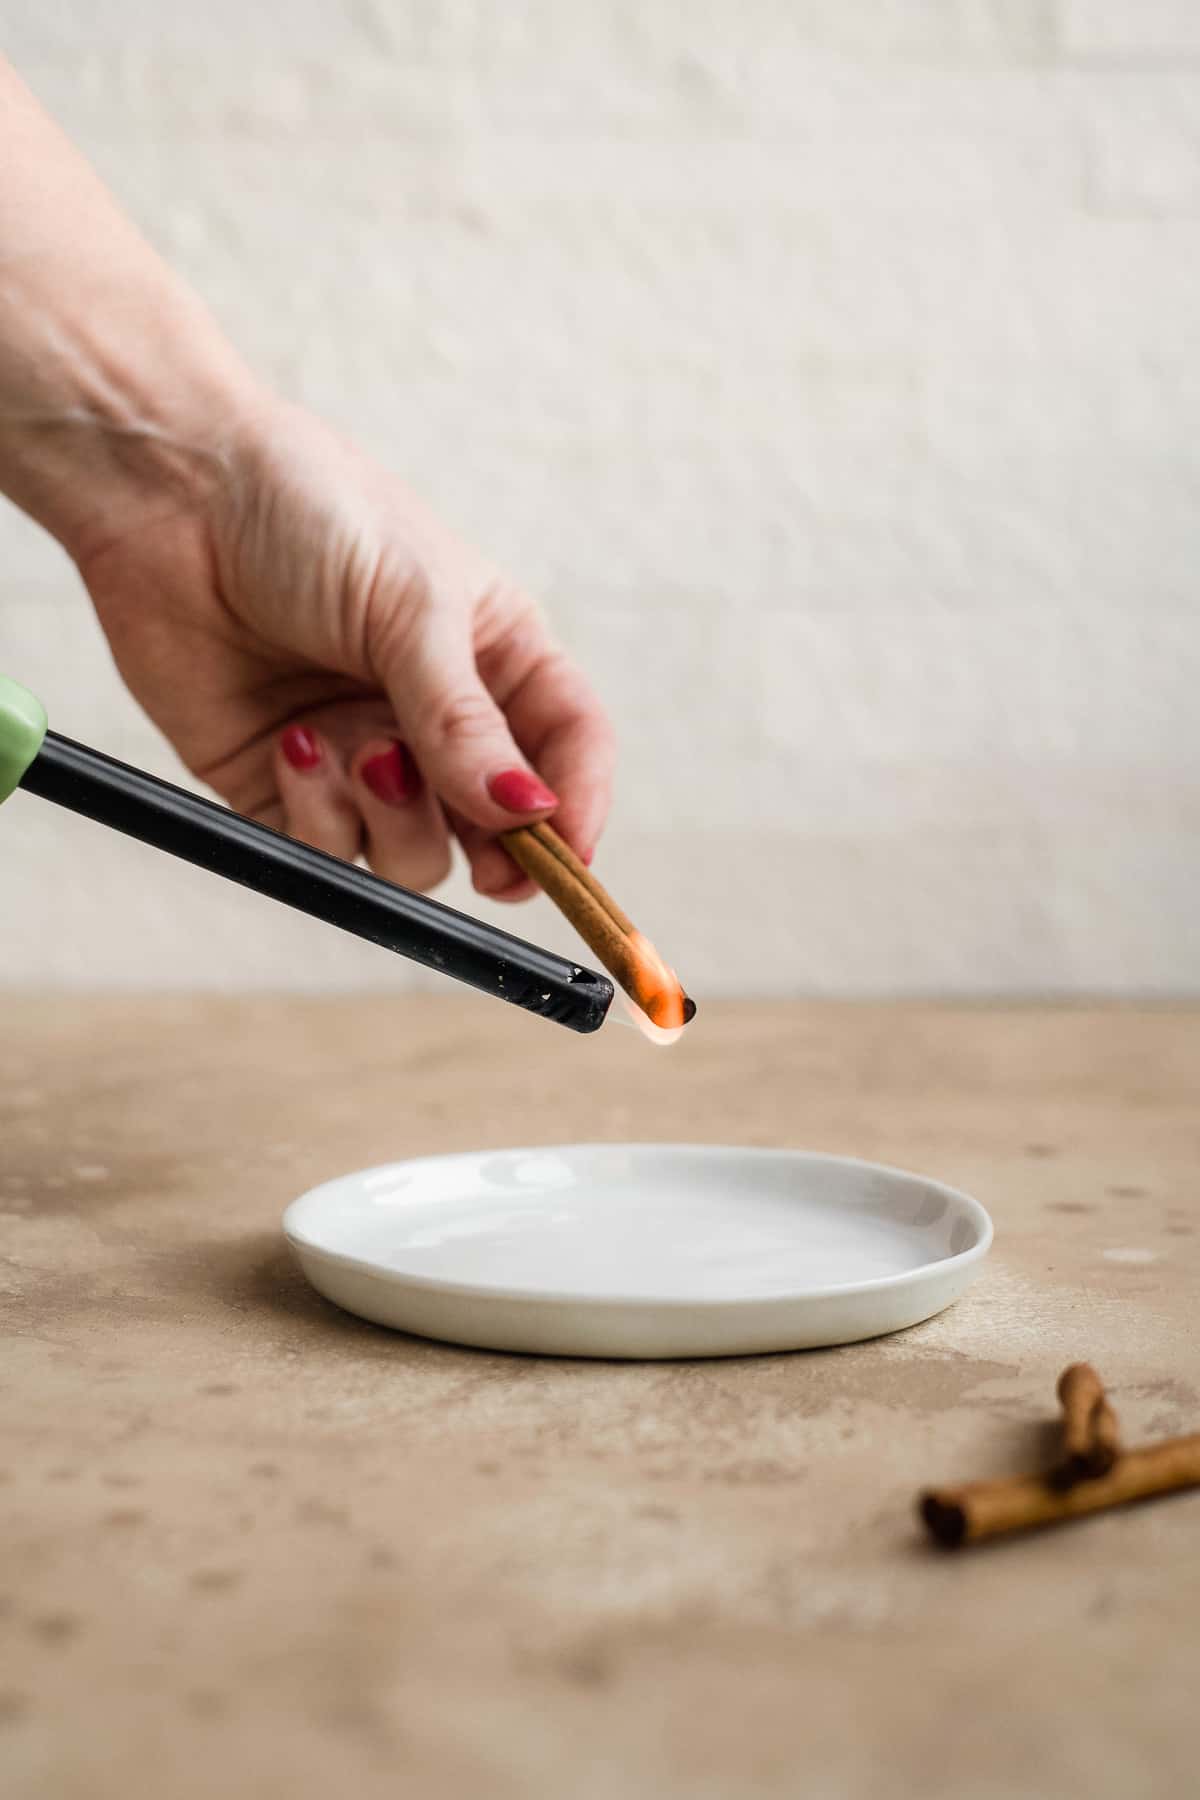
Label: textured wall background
xmin=1 ymin=0 xmax=1198 ymax=995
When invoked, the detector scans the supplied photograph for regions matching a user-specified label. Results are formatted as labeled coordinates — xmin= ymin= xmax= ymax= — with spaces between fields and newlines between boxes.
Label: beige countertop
xmin=2 ymin=996 xmax=1198 ymax=1798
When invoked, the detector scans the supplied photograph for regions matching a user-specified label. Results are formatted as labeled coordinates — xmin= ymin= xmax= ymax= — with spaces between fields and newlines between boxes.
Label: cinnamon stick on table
xmin=1057 ymin=1362 xmax=1121 ymax=1484
xmin=920 ymin=1434 xmax=1200 ymax=1548
xmin=502 ymin=821 xmax=694 ymax=1033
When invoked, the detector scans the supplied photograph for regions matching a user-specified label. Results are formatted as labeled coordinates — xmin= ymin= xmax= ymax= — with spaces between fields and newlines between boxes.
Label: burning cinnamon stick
xmin=920 ymin=1434 xmax=1200 ymax=1548
xmin=501 ymin=821 xmax=695 ymax=1033
xmin=1056 ymin=1362 xmax=1121 ymax=1484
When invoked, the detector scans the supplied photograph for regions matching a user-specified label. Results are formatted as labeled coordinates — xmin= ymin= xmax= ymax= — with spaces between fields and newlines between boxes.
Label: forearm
xmin=0 ymin=58 xmax=259 ymax=563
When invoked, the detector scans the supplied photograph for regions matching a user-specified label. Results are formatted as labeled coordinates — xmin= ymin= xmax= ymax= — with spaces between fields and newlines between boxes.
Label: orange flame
xmin=620 ymin=994 xmax=686 ymax=1047
xmin=624 ymin=929 xmax=689 ymax=1046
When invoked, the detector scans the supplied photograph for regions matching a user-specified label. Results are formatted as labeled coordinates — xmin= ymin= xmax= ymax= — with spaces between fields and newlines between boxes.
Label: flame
xmin=623 ymin=929 xmax=689 ymax=1046
xmin=620 ymin=993 xmax=686 ymax=1047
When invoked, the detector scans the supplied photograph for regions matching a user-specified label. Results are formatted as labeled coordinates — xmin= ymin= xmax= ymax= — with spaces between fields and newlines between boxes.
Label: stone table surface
xmin=1 ymin=996 xmax=1198 ymax=1799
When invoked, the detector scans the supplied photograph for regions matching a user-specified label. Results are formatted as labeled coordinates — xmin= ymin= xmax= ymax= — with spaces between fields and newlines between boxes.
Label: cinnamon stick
xmin=501 ymin=821 xmax=694 ymax=1031
xmin=920 ymin=1433 xmax=1200 ymax=1548
xmin=1056 ymin=1362 xmax=1121 ymax=1484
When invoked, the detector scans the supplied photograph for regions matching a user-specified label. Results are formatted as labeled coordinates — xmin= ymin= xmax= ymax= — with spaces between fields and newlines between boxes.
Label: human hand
xmin=0 ymin=57 xmax=612 ymax=898
xmin=78 ymin=400 xmax=615 ymax=901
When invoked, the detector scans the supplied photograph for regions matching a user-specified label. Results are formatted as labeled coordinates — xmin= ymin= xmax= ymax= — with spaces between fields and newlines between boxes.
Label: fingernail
xmin=361 ymin=741 xmax=422 ymax=807
xmin=582 ymin=847 xmax=594 ymax=866
xmin=280 ymin=725 xmax=322 ymax=772
xmin=488 ymin=769 xmax=559 ymax=814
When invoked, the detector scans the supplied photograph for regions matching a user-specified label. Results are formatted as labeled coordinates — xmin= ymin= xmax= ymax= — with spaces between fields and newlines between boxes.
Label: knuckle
xmin=428 ymin=688 xmax=501 ymax=747
xmin=478 ymin=576 xmax=540 ymax=632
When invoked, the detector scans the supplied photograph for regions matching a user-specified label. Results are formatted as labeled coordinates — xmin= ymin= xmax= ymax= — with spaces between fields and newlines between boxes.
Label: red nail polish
xmin=488 ymin=769 xmax=559 ymax=814
xmin=361 ymin=742 xmax=421 ymax=807
xmin=280 ymin=725 xmax=321 ymax=772
xmin=582 ymin=847 xmax=594 ymax=866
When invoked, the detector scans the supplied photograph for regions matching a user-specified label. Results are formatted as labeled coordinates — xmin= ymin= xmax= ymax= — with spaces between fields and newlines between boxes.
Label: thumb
xmin=375 ymin=596 xmax=558 ymax=831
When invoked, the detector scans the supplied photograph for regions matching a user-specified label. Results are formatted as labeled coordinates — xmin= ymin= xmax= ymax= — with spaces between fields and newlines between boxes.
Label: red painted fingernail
xmin=582 ymin=847 xmax=594 ymax=866
xmin=488 ymin=769 xmax=559 ymax=814
xmin=280 ymin=725 xmax=322 ymax=772
xmin=360 ymin=741 xmax=421 ymax=807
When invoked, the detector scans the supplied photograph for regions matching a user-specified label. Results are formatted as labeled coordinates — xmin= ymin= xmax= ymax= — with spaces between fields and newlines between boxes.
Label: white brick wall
xmin=2 ymin=1 xmax=1198 ymax=996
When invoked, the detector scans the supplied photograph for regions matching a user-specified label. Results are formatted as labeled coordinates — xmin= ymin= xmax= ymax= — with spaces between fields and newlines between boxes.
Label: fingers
xmin=371 ymin=582 xmax=615 ymax=901
xmin=466 ymin=622 xmax=616 ymax=902
xmin=276 ymin=571 xmax=617 ymax=906
xmin=275 ymin=724 xmax=362 ymax=862
xmin=349 ymin=737 xmax=452 ymax=890
xmin=495 ymin=649 xmax=616 ymax=862
xmin=454 ymin=703 xmax=610 ymax=891
xmin=275 ymin=720 xmax=452 ymax=894
xmin=372 ymin=592 xmax=561 ymax=838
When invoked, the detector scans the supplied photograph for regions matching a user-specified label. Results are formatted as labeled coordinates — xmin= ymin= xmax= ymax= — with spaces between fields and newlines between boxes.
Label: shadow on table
xmin=155 ymin=1226 xmax=453 ymax=1363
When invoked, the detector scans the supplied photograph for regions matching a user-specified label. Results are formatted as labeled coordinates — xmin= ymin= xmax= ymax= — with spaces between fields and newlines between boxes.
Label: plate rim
xmin=282 ymin=1142 xmax=993 ymax=1313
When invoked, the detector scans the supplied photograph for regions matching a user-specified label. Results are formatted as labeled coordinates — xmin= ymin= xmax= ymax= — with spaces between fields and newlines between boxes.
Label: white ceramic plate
xmin=283 ymin=1145 xmax=991 ymax=1359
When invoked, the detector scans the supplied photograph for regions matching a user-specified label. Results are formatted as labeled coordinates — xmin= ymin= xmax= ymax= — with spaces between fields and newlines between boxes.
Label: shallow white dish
xmin=283 ymin=1145 xmax=991 ymax=1360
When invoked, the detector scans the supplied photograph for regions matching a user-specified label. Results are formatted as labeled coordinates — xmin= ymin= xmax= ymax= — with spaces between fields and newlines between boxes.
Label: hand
xmin=78 ymin=400 xmax=615 ymax=900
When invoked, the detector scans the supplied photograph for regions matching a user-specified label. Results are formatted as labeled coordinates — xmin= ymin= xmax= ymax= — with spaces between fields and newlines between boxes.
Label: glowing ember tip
xmin=623 ymin=930 xmax=693 ymax=1045
xmin=620 ymin=994 xmax=687 ymax=1046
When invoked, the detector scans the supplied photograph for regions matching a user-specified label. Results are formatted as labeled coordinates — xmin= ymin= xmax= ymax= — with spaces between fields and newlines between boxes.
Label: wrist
xmin=0 ymin=256 xmax=266 ymax=568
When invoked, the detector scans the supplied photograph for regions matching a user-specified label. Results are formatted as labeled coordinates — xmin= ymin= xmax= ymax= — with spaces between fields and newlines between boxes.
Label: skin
xmin=0 ymin=58 xmax=614 ymax=900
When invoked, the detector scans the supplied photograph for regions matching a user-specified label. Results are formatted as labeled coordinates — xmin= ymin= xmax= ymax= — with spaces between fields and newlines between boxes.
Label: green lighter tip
xmin=0 ymin=676 xmax=48 ymax=804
